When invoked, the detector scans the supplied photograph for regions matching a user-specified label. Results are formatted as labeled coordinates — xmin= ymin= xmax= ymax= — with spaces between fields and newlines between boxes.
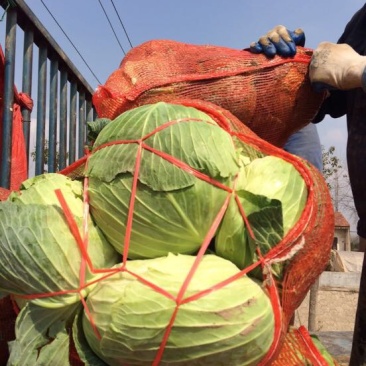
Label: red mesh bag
xmin=0 ymin=187 xmax=10 ymax=201
xmin=168 ymin=99 xmax=334 ymax=328
xmin=0 ymin=45 xmax=33 ymax=191
xmin=1 ymin=99 xmax=333 ymax=365
xmin=272 ymin=326 xmax=340 ymax=366
xmin=92 ymin=40 xmax=326 ymax=147
xmin=56 ymin=99 xmax=334 ymax=364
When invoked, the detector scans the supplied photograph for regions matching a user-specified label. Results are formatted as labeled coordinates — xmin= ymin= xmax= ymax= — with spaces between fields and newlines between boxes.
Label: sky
xmin=1 ymin=0 xmax=365 ymax=230
xmin=4 ymin=0 xmax=362 ymax=163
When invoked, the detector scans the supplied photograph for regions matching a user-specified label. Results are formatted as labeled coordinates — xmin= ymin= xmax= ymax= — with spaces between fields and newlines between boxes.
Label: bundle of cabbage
xmin=1 ymin=103 xmax=309 ymax=365
xmin=0 ymin=173 xmax=119 ymax=308
xmin=86 ymin=102 xmax=307 ymax=275
xmin=82 ymin=253 xmax=275 ymax=366
xmin=86 ymin=102 xmax=240 ymax=259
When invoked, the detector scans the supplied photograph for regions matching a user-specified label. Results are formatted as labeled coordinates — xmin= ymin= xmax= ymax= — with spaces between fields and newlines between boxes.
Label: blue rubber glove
xmin=250 ymin=25 xmax=305 ymax=57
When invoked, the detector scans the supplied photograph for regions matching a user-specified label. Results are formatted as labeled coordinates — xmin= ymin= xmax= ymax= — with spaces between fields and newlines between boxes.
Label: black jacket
xmin=314 ymin=3 xmax=366 ymax=237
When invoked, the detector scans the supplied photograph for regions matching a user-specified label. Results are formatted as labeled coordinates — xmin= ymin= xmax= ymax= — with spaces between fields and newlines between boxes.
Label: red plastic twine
xmin=297 ymin=326 xmax=330 ymax=366
xmin=92 ymin=115 xmax=284 ymax=364
xmin=33 ymin=109 xmax=310 ymax=364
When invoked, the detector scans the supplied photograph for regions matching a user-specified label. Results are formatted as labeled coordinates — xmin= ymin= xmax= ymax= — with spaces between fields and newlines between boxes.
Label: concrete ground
xmin=316 ymin=331 xmax=353 ymax=365
xmin=293 ymin=271 xmax=360 ymax=365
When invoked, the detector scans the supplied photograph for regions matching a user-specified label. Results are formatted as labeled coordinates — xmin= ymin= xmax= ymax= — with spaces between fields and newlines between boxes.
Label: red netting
xmin=56 ymin=100 xmax=334 ymax=364
xmin=272 ymin=326 xmax=340 ymax=366
xmin=0 ymin=187 xmax=10 ymax=201
xmin=92 ymin=40 xmax=326 ymax=147
xmin=0 ymin=45 xmax=33 ymax=191
xmin=169 ymin=99 xmax=335 ymax=327
xmin=0 ymin=41 xmax=334 ymax=365
xmin=0 ymin=99 xmax=334 ymax=364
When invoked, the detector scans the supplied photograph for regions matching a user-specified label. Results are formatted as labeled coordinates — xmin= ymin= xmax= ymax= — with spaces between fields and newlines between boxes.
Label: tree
xmin=31 ymin=140 xmax=68 ymax=173
xmin=322 ymin=145 xmax=357 ymax=224
xmin=322 ymin=146 xmax=344 ymax=188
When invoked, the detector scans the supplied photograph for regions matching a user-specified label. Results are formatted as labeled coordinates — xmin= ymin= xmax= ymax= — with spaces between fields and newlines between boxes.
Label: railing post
xmin=35 ymin=45 xmax=47 ymax=176
xmin=78 ymin=90 xmax=86 ymax=159
xmin=69 ymin=81 xmax=77 ymax=165
xmin=59 ymin=70 xmax=68 ymax=170
xmin=22 ymin=28 xmax=34 ymax=166
xmin=308 ymin=278 xmax=320 ymax=331
xmin=1 ymin=0 xmax=96 ymax=178
xmin=48 ymin=59 xmax=58 ymax=172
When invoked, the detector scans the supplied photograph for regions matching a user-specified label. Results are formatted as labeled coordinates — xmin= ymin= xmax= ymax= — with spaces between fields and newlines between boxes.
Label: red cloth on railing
xmin=0 ymin=45 xmax=33 ymax=191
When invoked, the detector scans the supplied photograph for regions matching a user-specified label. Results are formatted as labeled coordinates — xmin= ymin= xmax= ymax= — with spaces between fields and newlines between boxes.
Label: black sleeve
xmin=313 ymin=90 xmax=348 ymax=123
xmin=313 ymin=4 xmax=366 ymax=123
xmin=337 ymin=4 xmax=366 ymax=49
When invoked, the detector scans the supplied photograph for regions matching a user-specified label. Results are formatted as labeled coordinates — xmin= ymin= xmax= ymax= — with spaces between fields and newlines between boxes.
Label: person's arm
xmin=250 ymin=28 xmax=366 ymax=91
xmin=309 ymin=42 xmax=366 ymax=91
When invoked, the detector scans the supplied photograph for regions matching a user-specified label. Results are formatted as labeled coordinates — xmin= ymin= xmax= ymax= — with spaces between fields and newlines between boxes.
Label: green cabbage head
xmin=86 ymin=102 xmax=240 ymax=259
xmin=82 ymin=253 xmax=274 ymax=366
xmin=0 ymin=173 xmax=119 ymax=308
xmin=215 ymin=155 xmax=307 ymax=275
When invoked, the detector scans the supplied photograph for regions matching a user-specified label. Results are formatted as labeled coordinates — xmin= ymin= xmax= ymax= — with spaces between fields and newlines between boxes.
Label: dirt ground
xmin=294 ymin=289 xmax=358 ymax=332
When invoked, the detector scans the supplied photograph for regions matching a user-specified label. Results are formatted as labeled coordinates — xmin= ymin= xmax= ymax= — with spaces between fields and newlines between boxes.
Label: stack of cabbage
xmin=0 ymin=102 xmax=307 ymax=366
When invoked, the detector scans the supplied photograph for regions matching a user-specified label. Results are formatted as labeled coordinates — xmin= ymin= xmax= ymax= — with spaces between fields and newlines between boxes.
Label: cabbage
xmin=82 ymin=253 xmax=274 ymax=365
xmin=9 ymin=172 xmax=83 ymax=208
xmin=86 ymin=102 xmax=240 ymax=259
xmin=7 ymin=301 xmax=81 ymax=365
xmin=0 ymin=173 xmax=119 ymax=308
xmin=243 ymin=156 xmax=307 ymax=233
xmin=215 ymin=156 xmax=307 ymax=274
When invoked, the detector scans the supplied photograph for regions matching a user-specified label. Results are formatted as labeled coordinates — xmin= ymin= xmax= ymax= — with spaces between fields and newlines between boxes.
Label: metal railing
xmin=0 ymin=0 xmax=96 ymax=188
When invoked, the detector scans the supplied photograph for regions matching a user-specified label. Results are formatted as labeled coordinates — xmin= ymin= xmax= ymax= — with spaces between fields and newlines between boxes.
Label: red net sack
xmin=0 ymin=187 xmax=11 ymax=201
xmin=3 ymin=99 xmax=332 ymax=365
xmin=58 ymin=100 xmax=334 ymax=365
xmin=0 ymin=45 xmax=33 ymax=191
xmin=92 ymin=40 xmax=326 ymax=147
xmin=272 ymin=326 xmax=340 ymax=366
xmin=170 ymin=99 xmax=334 ymax=327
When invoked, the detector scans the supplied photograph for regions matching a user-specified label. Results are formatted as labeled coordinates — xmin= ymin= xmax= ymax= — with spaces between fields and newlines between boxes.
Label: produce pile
xmin=0 ymin=102 xmax=331 ymax=365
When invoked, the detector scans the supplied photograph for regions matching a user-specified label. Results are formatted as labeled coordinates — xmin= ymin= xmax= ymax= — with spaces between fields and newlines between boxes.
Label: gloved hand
xmin=249 ymin=25 xmax=305 ymax=57
xmin=309 ymin=42 xmax=366 ymax=91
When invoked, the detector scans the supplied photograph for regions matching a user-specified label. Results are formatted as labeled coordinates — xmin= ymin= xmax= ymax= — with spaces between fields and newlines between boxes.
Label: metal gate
xmin=0 ymin=0 xmax=96 ymax=189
